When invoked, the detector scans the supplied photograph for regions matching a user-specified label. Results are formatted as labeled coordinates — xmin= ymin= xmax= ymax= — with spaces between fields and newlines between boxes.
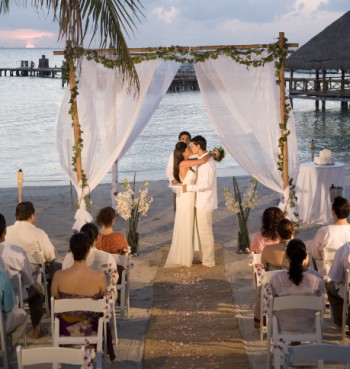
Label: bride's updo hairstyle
xmin=286 ymin=239 xmax=307 ymax=286
xmin=173 ymin=141 xmax=187 ymax=183
xmin=70 ymin=232 xmax=91 ymax=261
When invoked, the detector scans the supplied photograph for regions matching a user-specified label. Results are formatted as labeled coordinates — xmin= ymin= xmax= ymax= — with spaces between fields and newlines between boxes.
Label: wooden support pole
xmin=17 ymin=169 xmax=23 ymax=203
xmin=66 ymin=41 xmax=83 ymax=184
xmin=279 ymin=32 xmax=288 ymax=190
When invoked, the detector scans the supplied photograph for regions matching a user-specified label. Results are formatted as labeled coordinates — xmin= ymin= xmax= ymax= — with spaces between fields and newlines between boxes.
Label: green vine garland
xmin=66 ymin=39 xmax=298 ymax=218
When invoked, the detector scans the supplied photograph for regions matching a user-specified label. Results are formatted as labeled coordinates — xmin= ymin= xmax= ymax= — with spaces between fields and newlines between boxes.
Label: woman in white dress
xmin=165 ymin=142 xmax=209 ymax=267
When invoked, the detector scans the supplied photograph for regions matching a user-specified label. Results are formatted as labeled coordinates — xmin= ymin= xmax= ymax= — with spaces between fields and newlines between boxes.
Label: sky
xmin=0 ymin=0 xmax=348 ymax=49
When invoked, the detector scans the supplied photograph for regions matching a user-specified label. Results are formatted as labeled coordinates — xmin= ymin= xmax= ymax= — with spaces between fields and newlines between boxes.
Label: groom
xmin=183 ymin=135 xmax=217 ymax=267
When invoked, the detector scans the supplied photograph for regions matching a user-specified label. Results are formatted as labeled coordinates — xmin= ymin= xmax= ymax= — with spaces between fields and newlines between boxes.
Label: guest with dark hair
xmin=62 ymin=223 xmax=116 ymax=273
xmin=250 ymin=207 xmax=285 ymax=254
xmin=269 ymin=239 xmax=323 ymax=332
xmin=0 ymin=213 xmax=43 ymax=339
xmin=312 ymin=196 xmax=350 ymax=275
xmin=51 ymin=232 xmax=116 ymax=361
xmin=261 ymin=219 xmax=300 ymax=271
xmin=95 ymin=207 xmax=128 ymax=255
xmin=326 ymin=242 xmax=350 ymax=329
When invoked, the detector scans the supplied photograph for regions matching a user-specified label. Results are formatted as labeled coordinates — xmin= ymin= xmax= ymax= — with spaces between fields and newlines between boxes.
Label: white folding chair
xmin=259 ymin=270 xmax=279 ymax=341
xmin=9 ymin=273 xmax=27 ymax=347
xmin=113 ymin=254 xmax=131 ymax=321
xmin=26 ymin=251 xmax=49 ymax=315
xmin=284 ymin=343 xmax=350 ymax=369
xmin=250 ymin=253 xmax=262 ymax=289
xmin=266 ymin=294 xmax=324 ymax=369
xmin=51 ymin=297 xmax=107 ymax=369
xmin=16 ymin=345 xmax=86 ymax=369
xmin=0 ymin=308 xmax=8 ymax=369
xmin=322 ymin=247 xmax=337 ymax=282
xmin=341 ymin=268 xmax=350 ymax=339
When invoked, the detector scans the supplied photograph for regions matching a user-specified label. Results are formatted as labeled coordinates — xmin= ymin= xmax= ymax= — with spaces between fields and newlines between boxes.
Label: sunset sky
xmin=0 ymin=0 xmax=348 ymax=49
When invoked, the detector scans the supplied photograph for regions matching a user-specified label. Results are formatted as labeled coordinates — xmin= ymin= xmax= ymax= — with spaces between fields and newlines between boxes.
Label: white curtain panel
xmin=56 ymin=57 xmax=180 ymax=229
xmin=111 ymin=59 xmax=181 ymax=197
xmin=194 ymin=54 xmax=299 ymax=202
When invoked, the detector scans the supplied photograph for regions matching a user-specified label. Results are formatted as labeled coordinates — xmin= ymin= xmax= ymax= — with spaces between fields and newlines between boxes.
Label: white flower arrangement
xmin=115 ymin=175 xmax=154 ymax=255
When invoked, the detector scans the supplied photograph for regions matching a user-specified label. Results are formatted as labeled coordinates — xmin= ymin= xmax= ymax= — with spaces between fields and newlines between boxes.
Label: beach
xmin=2 ymin=174 xmax=350 ymax=368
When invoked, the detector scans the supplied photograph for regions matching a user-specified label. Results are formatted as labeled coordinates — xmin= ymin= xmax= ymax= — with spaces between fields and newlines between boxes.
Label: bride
xmin=165 ymin=142 xmax=209 ymax=267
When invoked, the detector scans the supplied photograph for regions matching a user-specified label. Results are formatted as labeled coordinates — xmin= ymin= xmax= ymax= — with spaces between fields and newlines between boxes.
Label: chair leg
xmin=112 ymin=301 xmax=118 ymax=346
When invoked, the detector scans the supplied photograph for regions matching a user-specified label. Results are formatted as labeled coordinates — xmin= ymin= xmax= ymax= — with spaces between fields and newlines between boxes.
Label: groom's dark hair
xmin=191 ymin=135 xmax=207 ymax=151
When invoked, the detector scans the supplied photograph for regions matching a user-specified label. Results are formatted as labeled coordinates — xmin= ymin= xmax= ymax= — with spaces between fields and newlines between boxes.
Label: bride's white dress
xmin=165 ymin=169 xmax=196 ymax=267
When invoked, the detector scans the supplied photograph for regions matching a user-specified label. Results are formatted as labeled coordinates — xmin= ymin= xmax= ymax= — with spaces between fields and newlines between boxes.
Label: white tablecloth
xmin=296 ymin=162 xmax=345 ymax=224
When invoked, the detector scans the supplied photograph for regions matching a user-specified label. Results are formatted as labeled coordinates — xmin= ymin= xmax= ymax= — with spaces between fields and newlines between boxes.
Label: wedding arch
xmin=55 ymin=33 xmax=299 ymax=229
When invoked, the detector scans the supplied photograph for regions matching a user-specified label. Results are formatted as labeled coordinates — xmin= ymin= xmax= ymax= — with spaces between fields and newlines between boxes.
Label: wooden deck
xmin=286 ymin=76 xmax=350 ymax=102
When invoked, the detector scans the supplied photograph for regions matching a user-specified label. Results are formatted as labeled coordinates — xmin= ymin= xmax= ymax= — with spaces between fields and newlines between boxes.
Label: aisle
xmin=143 ymin=244 xmax=250 ymax=369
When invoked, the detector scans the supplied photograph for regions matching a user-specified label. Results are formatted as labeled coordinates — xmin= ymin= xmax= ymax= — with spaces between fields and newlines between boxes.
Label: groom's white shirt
xmin=186 ymin=153 xmax=217 ymax=211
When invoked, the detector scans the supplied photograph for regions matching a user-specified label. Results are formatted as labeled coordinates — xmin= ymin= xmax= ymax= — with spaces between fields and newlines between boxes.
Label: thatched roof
xmin=287 ymin=11 xmax=350 ymax=70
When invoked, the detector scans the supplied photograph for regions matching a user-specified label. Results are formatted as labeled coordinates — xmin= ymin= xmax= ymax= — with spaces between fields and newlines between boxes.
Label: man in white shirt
xmin=0 ymin=213 xmax=44 ymax=339
xmin=183 ymin=135 xmax=217 ymax=267
xmin=6 ymin=202 xmax=57 ymax=263
xmin=311 ymin=196 xmax=350 ymax=275
xmin=326 ymin=242 xmax=350 ymax=329
xmin=5 ymin=202 xmax=61 ymax=325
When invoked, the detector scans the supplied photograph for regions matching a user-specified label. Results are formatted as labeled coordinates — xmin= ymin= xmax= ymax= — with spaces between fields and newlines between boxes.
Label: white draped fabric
xmin=111 ymin=59 xmax=181 ymax=198
xmin=56 ymin=57 xmax=180 ymax=229
xmin=194 ymin=55 xmax=299 ymax=208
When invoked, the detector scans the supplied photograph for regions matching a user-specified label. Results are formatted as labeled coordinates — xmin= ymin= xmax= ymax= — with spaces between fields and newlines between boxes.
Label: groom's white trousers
xmin=196 ymin=208 xmax=215 ymax=267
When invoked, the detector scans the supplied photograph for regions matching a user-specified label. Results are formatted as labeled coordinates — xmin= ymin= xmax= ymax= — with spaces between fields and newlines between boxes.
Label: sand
xmin=1 ymin=173 xmax=349 ymax=368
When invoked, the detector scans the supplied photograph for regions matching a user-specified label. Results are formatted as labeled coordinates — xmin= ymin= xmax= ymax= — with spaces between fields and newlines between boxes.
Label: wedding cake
xmin=314 ymin=149 xmax=334 ymax=165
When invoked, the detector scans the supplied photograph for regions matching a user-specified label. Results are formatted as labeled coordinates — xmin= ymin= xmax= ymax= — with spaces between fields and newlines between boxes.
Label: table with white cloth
xmin=296 ymin=162 xmax=345 ymax=225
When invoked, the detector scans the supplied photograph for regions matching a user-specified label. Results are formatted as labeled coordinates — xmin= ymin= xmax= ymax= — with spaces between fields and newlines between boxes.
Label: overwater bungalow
xmin=286 ymin=11 xmax=350 ymax=110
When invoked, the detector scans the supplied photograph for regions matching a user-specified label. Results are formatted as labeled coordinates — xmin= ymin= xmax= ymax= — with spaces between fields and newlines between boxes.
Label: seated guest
xmin=5 ymin=201 xmax=62 ymax=295
xmin=62 ymin=223 xmax=117 ymax=275
xmin=254 ymin=219 xmax=308 ymax=327
xmin=326 ymin=242 xmax=350 ymax=329
xmin=261 ymin=219 xmax=297 ymax=271
xmin=51 ymin=232 xmax=115 ymax=361
xmin=312 ymin=196 xmax=350 ymax=275
xmin=250 ymin=207 xmax=284 ymax=254
xmin=269 ymin=239 xmax=323 ymax=332
xmin=0 ymin=213 xmax=45 ymax=339
xmin=95 ymin=207 xmax=128 ymax=255
xmin=0 ymin=270 xmax=27 ymax=346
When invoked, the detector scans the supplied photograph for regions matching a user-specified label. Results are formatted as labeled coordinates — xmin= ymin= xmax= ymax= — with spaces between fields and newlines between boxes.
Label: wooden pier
xmin=286 ymin=75 xmax=350 ymax=109
xmin=0 ymin=67 xmax=62 ymax=78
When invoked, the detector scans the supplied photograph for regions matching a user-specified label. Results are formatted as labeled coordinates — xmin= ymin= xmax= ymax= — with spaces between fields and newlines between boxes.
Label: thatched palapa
xmin=287 ymin=11 xmax=350 ymax=70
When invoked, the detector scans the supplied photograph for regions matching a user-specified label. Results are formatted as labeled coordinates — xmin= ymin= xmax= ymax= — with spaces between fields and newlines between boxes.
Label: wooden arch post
xmin=66 ymin=41 xmax=83 ymax=185
xmin=279 ymin=32 xmax=289 ymax=190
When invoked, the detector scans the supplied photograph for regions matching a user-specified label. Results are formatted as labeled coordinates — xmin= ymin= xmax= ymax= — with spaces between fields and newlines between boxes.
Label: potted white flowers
xmin=115 ymin=175 xmax=153 ymax=256
xmin=223 ymin=177 xmax=258 ymax=254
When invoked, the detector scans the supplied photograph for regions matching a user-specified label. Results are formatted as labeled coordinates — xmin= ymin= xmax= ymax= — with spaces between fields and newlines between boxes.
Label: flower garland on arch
xmin=66 ymin=38 xmax=298 ymax=220
xmin=273 ymin=36 xmax=299 ymax=222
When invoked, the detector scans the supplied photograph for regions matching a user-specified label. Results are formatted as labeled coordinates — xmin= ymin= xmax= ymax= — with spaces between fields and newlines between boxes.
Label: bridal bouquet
xmin=211 ymin=146 xmax=225 ymax=162
xmin=115 ymin=175 xmax=154 ymax=255
xmin=223 ymin=177 xmax=258 ymax=254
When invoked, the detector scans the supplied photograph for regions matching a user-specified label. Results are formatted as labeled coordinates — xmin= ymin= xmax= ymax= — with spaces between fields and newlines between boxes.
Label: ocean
xmin=1 ymin=48 xmax=350 ymax=188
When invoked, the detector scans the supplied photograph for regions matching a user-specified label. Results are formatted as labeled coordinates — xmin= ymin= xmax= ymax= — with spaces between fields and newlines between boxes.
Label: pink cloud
xmin=0 ymin=28 xmax=55 ymax=46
